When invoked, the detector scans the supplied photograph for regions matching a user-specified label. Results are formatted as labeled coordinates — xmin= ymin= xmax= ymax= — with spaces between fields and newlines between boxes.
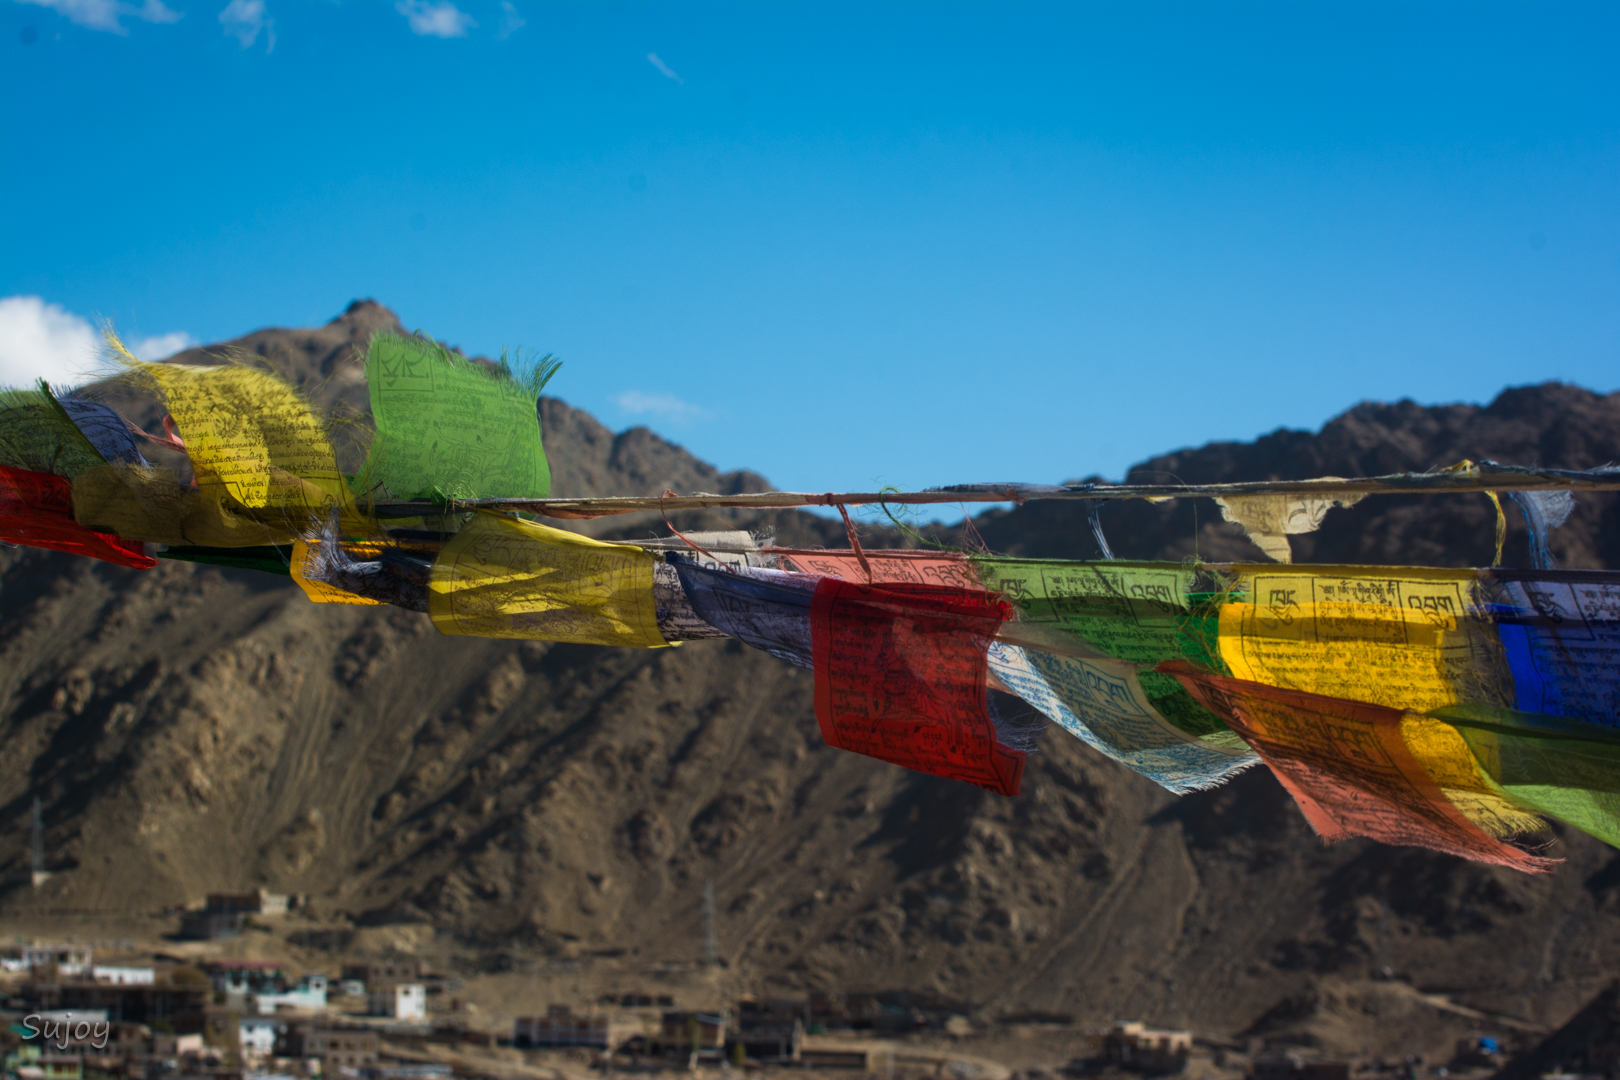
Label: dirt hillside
xmin=2 ymin=303 xmax=1616 ymax=1060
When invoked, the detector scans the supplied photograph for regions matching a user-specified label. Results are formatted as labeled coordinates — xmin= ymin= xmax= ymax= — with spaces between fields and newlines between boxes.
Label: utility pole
xmin=702 ymin=879 xmax=717 ymax=967
xmin=31 ymin=797 xmax=48 ymax=888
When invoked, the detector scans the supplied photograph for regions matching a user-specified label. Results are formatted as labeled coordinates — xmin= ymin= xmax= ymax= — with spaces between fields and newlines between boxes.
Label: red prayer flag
xmin=780 ymin=549 xmax=983 ymax=589
xmin=810 ymin=578 xmax=1024 ymax=796
xmin=1164 ymin=663 xmax=1556 ymax=872
xmin=0 ymin=464 xmax=155 ymax=570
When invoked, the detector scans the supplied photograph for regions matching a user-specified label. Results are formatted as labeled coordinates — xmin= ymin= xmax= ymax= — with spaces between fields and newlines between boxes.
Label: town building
xmin=22 ymin=981 xmax=208 ymax=1030
xmin=368 ymin=984 xmax=426 ymax=1022
xmin=733 ymin=998 xmax=805 ymax=1063
xmin=204 ymin=890 xmax=290 ymax=917
xmin=661 ymin=1011 xmax=727 ymax=1051
xmin=252 ymin=976 xmax=328 ymax=1016
xmin=1 ymin=945 xmax=94 ymax=977
xmin=340 ymin=961 xmax=421 ymax=992
xmin=240 ymin=1018 xmax=285 ymax=1060
xmin=1098 ymin=1021 xmax=1194 ymax=1076
xmin=513 ymin=1006 xmax=609 ymax=1049
xmin=278 ymin=1024 xmax=379 ymax=1071
xmin=177 ymin=911 xmax=241 ymax=941
xmin=89 ymin=967 xmax=154 ymax=986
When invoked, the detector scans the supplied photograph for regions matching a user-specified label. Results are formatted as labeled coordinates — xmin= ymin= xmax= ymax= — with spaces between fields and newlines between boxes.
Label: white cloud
xmin=647 ymin=52 xmax=684 ymax=84
xmin=0 ymin=296 xmax=101 ymax=389
xmin=396 ymin=0 xmax=475 ymax=38
xmin=616 ymin=390 xmax=708 ymax=424
xmin=17 ymin=0 xmax=182 ymax=36
xmin=131 ymin=330 xmax=197 ymax=361
xmin=496 ymin=0 xmax=523 ymax=39
xmin=219 ymin=0 xmax=274 ymax=52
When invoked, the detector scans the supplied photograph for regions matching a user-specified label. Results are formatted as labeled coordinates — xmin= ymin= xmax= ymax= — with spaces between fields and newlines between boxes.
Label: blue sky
xmin=1 ymin=1 xmax=1616 ymax=497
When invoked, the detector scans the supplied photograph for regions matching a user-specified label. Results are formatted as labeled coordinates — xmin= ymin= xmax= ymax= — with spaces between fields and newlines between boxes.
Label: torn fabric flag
xmin=987 ymin=642 xmax=1256 ymax=793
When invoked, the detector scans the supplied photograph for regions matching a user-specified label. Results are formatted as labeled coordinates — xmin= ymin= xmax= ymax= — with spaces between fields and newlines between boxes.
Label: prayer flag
xmin=810 ymin=578 xmax=1024 ymax=796
xmin=1168 ymin=666 xmax=1557 ymax=872
xmin=0 ymin=463 xmax=154 ymax=569
xmin=429 ymin=511 xmax=665 ymax=646
xmin=364 ymin=334 xmax=550 ymax=501
xmin=987 ymin=642 xmax=1255 ymax=793
xmin=1216 ymin=565 xmax=1511 ymax=713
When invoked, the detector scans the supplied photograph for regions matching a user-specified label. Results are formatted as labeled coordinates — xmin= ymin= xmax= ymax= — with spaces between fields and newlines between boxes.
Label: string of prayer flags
xmin=0 ymin=463 xmax=155 ymax=569
xmin=810 ymin=578 xmax=1025 ymax=797
xmin=363 ymin=334 xmax=550 ymax=501
xmin=1167 ymin=666 xmax=1559 ymax=873
xmin=4 ymin=330 xmax=1620 ymax=868
xmin=429 ymin=510 xmax=666 ymax=647
xmin=986 ymin=642 xmax=1256 ymax=794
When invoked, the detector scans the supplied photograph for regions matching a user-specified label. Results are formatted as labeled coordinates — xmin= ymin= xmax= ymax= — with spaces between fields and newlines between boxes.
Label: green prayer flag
xmin=971 ymin=557 xmax=1237 ymax=741
xmin=0 ymin=384 xmax=110 ymax=478
xmin=1432 ymin=702 xmax=1620 ymax=849
xmin=159 ymin=545 xmax=295 ymax=575
xmin=362 ymin=334 xmax=550 ymax=501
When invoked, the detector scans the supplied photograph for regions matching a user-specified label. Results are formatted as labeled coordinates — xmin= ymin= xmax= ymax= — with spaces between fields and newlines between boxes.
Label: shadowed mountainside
xmin=3 ymin=303 xmax=1617 ymax=1058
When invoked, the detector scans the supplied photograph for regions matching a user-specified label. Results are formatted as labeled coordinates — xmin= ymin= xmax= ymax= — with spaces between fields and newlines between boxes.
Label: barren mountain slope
xmin=2 ymin=304 xmax=1617 ymax=1059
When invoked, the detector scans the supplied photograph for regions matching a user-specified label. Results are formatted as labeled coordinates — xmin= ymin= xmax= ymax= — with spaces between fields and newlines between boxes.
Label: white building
xmin=239 ymin=1018 xmax=283 ymax=1060
xmin=92 ymin=966 xmax=155 ymax=985
xmin=252 ymin=975 xmax=328 ymax=1016
xmin=6 ymin=945 xmax=93 ymax=976
xmin=368 ymin=984 xmax=426 ymax=1022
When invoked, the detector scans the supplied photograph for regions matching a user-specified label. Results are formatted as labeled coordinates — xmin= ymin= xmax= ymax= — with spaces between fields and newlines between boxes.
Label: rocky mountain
xmin=2 ymin=303 xmax=1617 ymax=1060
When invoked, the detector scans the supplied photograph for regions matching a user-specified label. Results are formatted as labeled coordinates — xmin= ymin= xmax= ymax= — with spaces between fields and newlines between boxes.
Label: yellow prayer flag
xmin=1216 ymin=565 xmax=1510 ymax=712
xmin=290 ymin=538 xmax=385 ymax=606
xmin=429 ymin=511 xmax=668 ymax=647
xmin=137 ymin=362 xmax=368 ymax=534
xmin=73 ymin=463 xmax=294 ymax=548
xmin=1400 ymin=714 xmax=1546 ymax=838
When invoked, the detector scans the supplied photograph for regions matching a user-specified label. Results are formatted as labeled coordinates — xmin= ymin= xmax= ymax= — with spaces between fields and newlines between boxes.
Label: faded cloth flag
xmin=668 ymin=555 xmax=820 ymax=666
xmin=986 ymin=642 xmax=1256 ymax=794
xmin=1168 ymin=665 xmax=1557 ymax=873
xmin=780 ymin=549 xmax=982 ymax=589
xmin=137 ymin=361 xmax=368 ymax=538
xmin=810 ymin=578 xmax=1024 ymax=797
xmin=0 ymin=463 xmax=154 ymax=569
